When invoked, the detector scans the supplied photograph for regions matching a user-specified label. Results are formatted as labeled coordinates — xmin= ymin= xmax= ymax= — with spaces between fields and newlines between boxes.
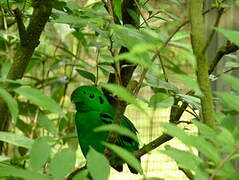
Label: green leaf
xmin=30 ymin=138 xmax=51 ymax=171
xmin=161 ymin=147 xmax=202 ymax=171
xmin=192 ymin=120 xmax=216 ymax=138
xmin=149 ymin=93 xmax=174 ymax=108
xmin=161 ymin=123 xmax=220 ymax=163
xmin=37 ymin=113 xmax=58 ymax=136
xmin=215 ymin=28 xmax=239 ymax=46
xmin=94 ymin=124 xmax=138 ymax=142
xmin=0 ymin=164 xmax=50 ymax=180
xmin=50 ymin=148 xmax=76 ymax=180
xmin=0 ymin=87 xmax=18 ymax=120
xmin=86 ymin=147 xmax=110 ymax=180
xmin=223 ymin=74 xmax=239 ymax=93
xmin=115 ymin=52 xmax=152 ymax=69
xmin=178 ymin=94 xmax=201 ymax=110
xmin=72 ymin=169 xmax=90 ymax=180
xmin=101 ymin=83 xmax=147 ymax=115
xmin=14 ymin=87 xmax=64 ymax=116
xmin=113 ymin=0 xmax=122 ymax=20
xmin=225 ymin=61 xmax=239 ymax=68
xmin=0 ymin=131 xmax=33 ymax=149
xmin=103 ymin=143 xmax=143 ymax=174
xmin=172 ymin=74 xmax=201 ymax=94
xmin=76 ymin=69 xmax=96 ymax=83
xmin=217 ymin=92 xmax=239 ymax=112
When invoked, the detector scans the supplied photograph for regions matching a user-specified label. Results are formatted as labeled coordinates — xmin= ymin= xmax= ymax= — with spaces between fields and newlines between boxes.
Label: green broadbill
xmin=71 ymin=85 xmax=140 ymax=173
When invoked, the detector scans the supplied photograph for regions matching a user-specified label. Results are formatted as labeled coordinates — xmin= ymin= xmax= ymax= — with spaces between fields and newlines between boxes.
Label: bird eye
xmin=89 ymin=94 xmax=95 ymax=99
xmin=99 ymin=96 xmax=104 ymax=104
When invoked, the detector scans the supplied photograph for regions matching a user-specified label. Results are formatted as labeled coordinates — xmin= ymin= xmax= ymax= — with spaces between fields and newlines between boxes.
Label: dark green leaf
xmin=76 ymin=69 xmax=96 ymax=83
xmin=86 ymin=147 xmax=110 ymax=180
xmin=0 ymin=87 xmax=18 ymax=120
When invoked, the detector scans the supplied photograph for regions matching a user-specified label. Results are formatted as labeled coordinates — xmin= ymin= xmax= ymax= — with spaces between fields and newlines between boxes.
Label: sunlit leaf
xmin=14 ymin=87 xmax=64 ymax=116
xmin=223 ymin=74 xmax=239 ymax=93
xmin=0 ymin=131 xmax=33 ymax=149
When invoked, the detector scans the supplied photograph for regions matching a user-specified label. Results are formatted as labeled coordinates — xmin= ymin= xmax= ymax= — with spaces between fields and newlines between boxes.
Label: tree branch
xmin=209 ymin=42 xmax=239 ymax=74
xmin=0 ymin=0 xmax=53 ymax=152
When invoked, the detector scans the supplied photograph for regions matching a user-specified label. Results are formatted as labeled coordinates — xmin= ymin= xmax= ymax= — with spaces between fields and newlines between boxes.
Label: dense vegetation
xmin=0 ymin=0 xmax=239 ymax=180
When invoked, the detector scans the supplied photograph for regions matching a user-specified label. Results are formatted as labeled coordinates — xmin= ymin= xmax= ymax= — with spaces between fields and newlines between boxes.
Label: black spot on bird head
xmin=99 ymin=96 xmax=104 ymax=104
xmin=89 ymin=94 xmax=95 ymax=99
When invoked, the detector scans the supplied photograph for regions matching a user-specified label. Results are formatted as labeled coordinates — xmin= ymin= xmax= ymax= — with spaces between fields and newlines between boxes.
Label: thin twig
xmin=209 ymin=145 xmax=239 ymax=180
xmin=203 ymin=7 xmax=224 ymax=53
xmin=133 ymin=0 xmax=149 ymax=27
xmin=214 ymin=67 xmax=239 ymax=78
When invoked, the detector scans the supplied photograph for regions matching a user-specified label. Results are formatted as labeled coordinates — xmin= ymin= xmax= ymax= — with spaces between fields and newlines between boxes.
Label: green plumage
xmin=71 ymin=86 xmax=140 ymax=173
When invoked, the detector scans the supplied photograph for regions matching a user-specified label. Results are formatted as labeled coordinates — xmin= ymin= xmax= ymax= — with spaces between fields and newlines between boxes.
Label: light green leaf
xmin=223 ymin=74 xmax=239 ymax=93
xmin=192 ymin=120 xmax=216 ymax=137
xmin=14 ymin=87 xmax=64 ymax=116
xmin=115 ymin=52 xmax=152 ymax=69
xmin=76 ymin=69 xmax=96 ymax=83
xmin=101 ymin=83 xmax=147 ymax=115
xmin=50 ymin=148 xmax=76 ymax=180
xmin=0 ymin=87 xmax=18 ymax=120
xmin=225 ymin=61 xmax=239 ymax=68
xmin=178 ymin=94 xmax=201 ymax=110
xmin=94 ymin=124 xmax=138 ymax=142
xmin=103 ymin=143 xmax=143 ymax=174
xmin=217 ymin=92 xmax=239 ymax=111
xmin=161 ymin=123 xmax=220 ymax=163
xmin=215 ymin=28 xmax=239 ymax=46
xmin=161 ymin=147 xmax=202 ymax=171
xmin=0 ymin=165 xmax=50 ymax=180
xmin=86 ymin=147 xmax=110 ymax=180
xmin=113 ymin=0 xmax=122 ymax=20
xmin=72 ymin=169 xmax=89 ymax=180
xmin=149 ymin=93 xmax=174 ymax=108
xmin=30 ymin=138 xmax=51 ymax=171
xmin=37 ymin=113 xmax=58 ymax=136
xmin=172 ymin=74 xmax=201 ymax=94
xmin=0 ymin=131 xmax=33 ymax=149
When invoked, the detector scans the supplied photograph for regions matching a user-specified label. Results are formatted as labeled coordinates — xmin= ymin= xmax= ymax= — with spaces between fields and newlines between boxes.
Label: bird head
xmin=71 ymin=86 xmax=112 ymax=112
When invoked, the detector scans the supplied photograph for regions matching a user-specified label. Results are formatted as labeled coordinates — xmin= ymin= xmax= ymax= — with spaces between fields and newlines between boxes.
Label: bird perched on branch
xmin=71 ymin=85 xmax=140 ymax=173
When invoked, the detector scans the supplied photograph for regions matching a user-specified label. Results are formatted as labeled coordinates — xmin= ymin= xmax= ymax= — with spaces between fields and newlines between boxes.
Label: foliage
xmin=0 ymin=0 xmax=238 ymax=180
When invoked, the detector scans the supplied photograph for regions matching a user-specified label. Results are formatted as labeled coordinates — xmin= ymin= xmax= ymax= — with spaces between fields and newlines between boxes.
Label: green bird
xmin=71 ymin=85 xmax=140 ymax=173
